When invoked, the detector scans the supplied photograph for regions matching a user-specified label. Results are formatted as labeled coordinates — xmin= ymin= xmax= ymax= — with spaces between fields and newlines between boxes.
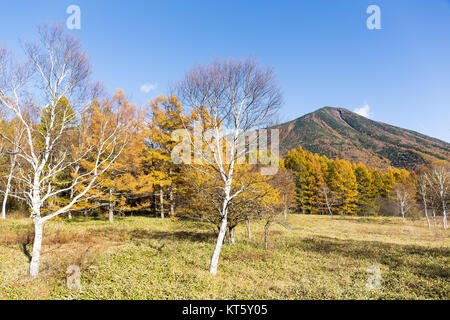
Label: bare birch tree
xmin=393 ymin=183 xmax=414 ymax=223
xmin=0 ymin=25 xmax=129 ymax=277
xmin=320 ymin=183 xmax=336 ymax=218
xmin=416 ymin=174 xmax=431 ymax=229
xmin=426 ymin=165 xmax=449 ymax=229
xmin=175 ymin=58 xmax=282 ymax=275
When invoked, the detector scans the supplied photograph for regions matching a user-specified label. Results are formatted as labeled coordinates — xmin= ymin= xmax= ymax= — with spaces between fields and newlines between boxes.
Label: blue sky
xmin=1 ymin=0 xmax=449 ymax=142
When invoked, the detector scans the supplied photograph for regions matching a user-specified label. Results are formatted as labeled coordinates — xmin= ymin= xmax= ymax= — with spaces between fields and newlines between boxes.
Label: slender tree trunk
xmin=228 ymin=227 xmax=235 ymax=245
xmin=264 ymin=221 xmax=271 ymax=250
xmin=29 ymin=173 xmax=44 ymax=277
xmin=401 ymin=206 xmax=405 ymax=223
xmin=443 ymin=203 xmax=448 ymax=229
xmin=283 ymin=204 xmax=288 ymax=220
xmin=109 ymin=203 xmax=114 ymax=222
xmin=326 ymin=202 xmax=333 ymax=218
xmin=209 ymin=198 xmax=229 ymax=275
xmin=1 ymin=157 xmax=16 ymax=220
xmin=245 ymin=218 xmax=251 ymax=239
xmin=159 ymin=185 xmax=164 ymax=219
xmin=68 ymin=185 xmax=75 ymax=220
xmin=423 ymin=199 xmax=430 ymax=229
xmin=169 ymin=169 xmax=175 ymax=217
xmin=153 ymin=191 xmax=157 ymax=217
xmin=109 ymin=189 xmax=114 ymax=222
xmin=432 ymin=209 xmax=437 ymax=227
xmin=67 ymin=166 xmax=78 ymax=221
xmin=30 ymin=217 xmax=43 ymax=278
xmin=1 ymin=183 xmax=10 ymax=220
xmin=169 ymin=185 xmax=175 ymax=217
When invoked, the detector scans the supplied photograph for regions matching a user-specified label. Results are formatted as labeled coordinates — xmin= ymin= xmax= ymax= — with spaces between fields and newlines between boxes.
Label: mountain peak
xmin=276 ymin=107 xmax=450 ymax=170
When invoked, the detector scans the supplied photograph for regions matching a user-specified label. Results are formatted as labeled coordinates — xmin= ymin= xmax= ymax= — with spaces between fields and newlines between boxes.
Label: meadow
xmin=0 ymin=214 xmax=448 ymax=300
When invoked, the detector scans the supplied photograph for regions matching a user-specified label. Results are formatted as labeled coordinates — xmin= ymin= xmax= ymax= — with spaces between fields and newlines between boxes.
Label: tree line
xmin=284 ymin=145 xmax=448 ymax=228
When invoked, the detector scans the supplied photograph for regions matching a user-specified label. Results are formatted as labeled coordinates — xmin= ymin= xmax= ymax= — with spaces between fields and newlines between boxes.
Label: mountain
xmin=274 ymin=107 xmax=450 ymax=170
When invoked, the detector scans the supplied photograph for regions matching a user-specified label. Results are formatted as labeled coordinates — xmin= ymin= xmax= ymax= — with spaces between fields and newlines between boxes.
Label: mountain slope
xmin=275 ymin=107 xmax=450 ymax=170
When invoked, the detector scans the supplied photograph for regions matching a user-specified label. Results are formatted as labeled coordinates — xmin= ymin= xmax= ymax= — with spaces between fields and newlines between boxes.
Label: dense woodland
xmin=0 ymin=25 xmax=448 ymax=278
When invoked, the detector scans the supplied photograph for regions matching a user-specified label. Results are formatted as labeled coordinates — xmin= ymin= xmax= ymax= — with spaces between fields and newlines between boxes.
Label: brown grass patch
xmin=227 ymin=251 xmax=272 ymax=262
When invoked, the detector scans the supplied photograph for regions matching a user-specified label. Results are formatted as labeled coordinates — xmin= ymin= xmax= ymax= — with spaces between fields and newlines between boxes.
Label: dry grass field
xmin=0 ymin=214 xmax=448 ymax=300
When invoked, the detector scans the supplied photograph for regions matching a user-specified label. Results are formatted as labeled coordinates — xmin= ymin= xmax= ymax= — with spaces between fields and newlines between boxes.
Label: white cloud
xmin=354 ymin=104 xmax=371 ymax=118
xmin=140 ymin=83 xmax=157 ymax=93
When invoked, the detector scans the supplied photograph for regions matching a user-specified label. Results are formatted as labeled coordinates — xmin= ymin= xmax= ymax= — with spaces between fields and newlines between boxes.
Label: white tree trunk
xmin=109 ymin=189 xmax=114 ymax=222
xmin=443 ymin=204 xmax=448 ymax=229
xmin=29 ymin=172 xmax=43 ymax=277
xmin=1 ymin=186 xmax=9 ymax=220
xmin=326 ymin=201 xmax=333 ymax=218
xmin=68 ymin=184 xmax=75 ymax=220
xmin=423 ymin=199 xmax=430 ymax=229
xmin=1 ymin=157 xmax=15 ymax=220
xmin=432 ymin=209 xmax=437 ymax=227
xmin=169 ymin=169 xmax=175 ymax=217
xmin=283 ymin=205 xmax=288 ymax=220
xmin=160 ymin=185 xmax=164 ymax=219
xmin=109 ymin=203 xmax=114 ymax=222
xmin=228 ymin=227 xmax=235 ymax=245
xmin=169 ymin=185 xmax=175 ymax=217
xmin=29 ymin=219 xmax=43 ymax=278
xmin=209 ymin=200 xmax=228 ymax=275
xmin=400 ymin=206 xmax=405 ymax=223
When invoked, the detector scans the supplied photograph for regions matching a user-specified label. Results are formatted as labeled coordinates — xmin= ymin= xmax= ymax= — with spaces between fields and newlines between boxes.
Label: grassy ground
xmin=0 ymin=214 xmax=448 ymax=300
